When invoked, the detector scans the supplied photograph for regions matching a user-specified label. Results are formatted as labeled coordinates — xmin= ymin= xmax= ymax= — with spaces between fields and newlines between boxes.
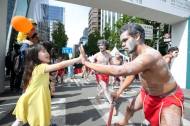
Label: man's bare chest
xmin=139 ymin=70 xmax=157 ymax=82
xmin=96 ymin=55 xmax=110 ymax=64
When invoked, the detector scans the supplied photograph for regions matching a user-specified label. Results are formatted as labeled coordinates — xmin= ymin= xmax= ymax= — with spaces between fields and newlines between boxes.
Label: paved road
xmin=0 ymin=75 xmax=190 ymax=126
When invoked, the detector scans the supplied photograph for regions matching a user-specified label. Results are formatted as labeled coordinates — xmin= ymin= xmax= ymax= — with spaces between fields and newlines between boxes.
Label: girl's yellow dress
xmin=13 ymin=64 xmax=51 ymax=126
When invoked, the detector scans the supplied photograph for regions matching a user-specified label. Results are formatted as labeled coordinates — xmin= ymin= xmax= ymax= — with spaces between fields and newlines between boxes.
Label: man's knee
xmin=160 ymin=105 xmax=182 ymax=126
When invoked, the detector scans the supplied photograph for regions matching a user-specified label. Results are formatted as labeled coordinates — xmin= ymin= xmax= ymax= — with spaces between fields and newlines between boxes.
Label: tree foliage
xmin=84 ymin=30 xmax=102 ymax=56
xmin=52 ymin=22 xmax=68 ymax=50
xmin=102 ymin=24 xmax=120 ymax=49
xmin=102 ymin=15 xmax=145 ymax=49
xmin=101 ymin=15 xmax=170 ymax=54
xmin=86 ymin=15 xmax=170 ymax=55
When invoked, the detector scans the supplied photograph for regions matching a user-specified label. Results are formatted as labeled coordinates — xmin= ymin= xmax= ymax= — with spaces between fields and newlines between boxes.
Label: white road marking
xmin=51 ymin=98 xmax=65 ymax=105
xmin=89 ymin=97 xmax=126 ymax=125
xmin=74 ymin=79 xmax=81 ymax=86
xmin=0 ymin=103 xmax=16 ymax=107
xmin=51 ymin=98 xmax=66 ymax=125
xmin=0 ymin=111 xmax=5 ymax=114
xmin=182 ymin=118 xmax=190 ymax=126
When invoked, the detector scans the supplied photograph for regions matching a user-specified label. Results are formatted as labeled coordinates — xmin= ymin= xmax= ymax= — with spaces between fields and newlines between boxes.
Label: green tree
xmin=84 ymin=31 xmax=102 ymax=56
xmin=103 ymin=15 xmax=145 ymax=49
xmin=52 ymin=22 xmax=68 ymax=50
xmin=103 ymin=23 xmax=111 ymax=40
xmin=102 ymin=24 xmax=120 ymax=49
xmin=115 ymin=15 xmax=144 ymax=30
xmin=102 ymin=15 xmax=170 ymax=55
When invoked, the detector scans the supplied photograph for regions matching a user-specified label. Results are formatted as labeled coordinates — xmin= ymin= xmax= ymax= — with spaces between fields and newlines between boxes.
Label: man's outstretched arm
xmin=80 ymin=45 xmax=154 ymax=76
xmin=83 ymin=54 xmax=153 ymax=76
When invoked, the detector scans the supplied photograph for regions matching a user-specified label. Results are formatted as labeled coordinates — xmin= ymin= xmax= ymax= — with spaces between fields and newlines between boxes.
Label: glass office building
xmin=41 ymin=4 xmax=65 ymax=41
xmin=41 ymin=4 xmax=64 ymax=22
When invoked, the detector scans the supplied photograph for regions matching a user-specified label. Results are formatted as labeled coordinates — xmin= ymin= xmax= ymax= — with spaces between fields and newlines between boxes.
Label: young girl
xmin=12 ymin=44 xmax=81 ymax=126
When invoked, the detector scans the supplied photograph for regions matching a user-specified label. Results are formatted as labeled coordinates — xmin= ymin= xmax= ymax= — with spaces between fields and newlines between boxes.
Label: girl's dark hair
xmin=120 ymin=23 xmax=145 ymax=41
xmin=22 ymin=44 xmax=44 ymax=89
xmin=41 ymin=41 xmax=53 ymax=54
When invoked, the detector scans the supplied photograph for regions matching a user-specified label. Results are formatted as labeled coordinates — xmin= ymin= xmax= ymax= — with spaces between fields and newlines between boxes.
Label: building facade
xmin=88 ymin=8 xmax=122 ymax=35
xmin=88 ymin=8 xmax=101 ymax=34
xmin=100 ymin=10 xmax=122 ymax=35
xmin=79 ymin=28 xmax=88 ymax=45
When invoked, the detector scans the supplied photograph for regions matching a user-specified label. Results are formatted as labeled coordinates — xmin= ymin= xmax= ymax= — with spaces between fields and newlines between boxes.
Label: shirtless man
xmin=111 ymin=52 xmax=124 ymax=87
xmin=163 ymin=46 xmax=179 ymax=68
xmin=112 ymin=52 xmax=123 ymax=65
xmin=80 ymin=23 xmax=184 ymax=126
xmin=92 ymin=39 xmax=113 ymax=104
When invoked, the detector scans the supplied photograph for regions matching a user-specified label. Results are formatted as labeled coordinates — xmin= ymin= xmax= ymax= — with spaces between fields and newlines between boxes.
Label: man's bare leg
xmin=115 ymin=93 xmax=143 ymax=126
xmin=99 ymin=81 xmax=112 ymax=103
xmin=99 ymin=81 xmax=118 ymax=115
xmin=97 ymin=84 xmax=103 ymax=96
xmin=96 ymin=84 xmax=103 ymax=103
xmin=160 ymin=104 xmax=182 ymax=126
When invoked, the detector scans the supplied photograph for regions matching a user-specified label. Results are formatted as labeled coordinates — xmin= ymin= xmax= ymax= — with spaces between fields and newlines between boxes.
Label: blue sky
xmin=49 ymin=0 xmax=90 ymax=47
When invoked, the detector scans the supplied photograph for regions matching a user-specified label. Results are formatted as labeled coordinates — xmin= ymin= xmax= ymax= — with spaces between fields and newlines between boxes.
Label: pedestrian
xmin=111 ymin=51 xmax=124 ymax=87
xmin=163 ymin=46 xmax=179 ymax=68
xmin=80 ymin=23 xmax=184 ymax=126
xmin=12 ymin=44 xmax=81 ymax=126
xmin=5 ymin=50 xmax=12 ymax=76
xmin=14 ymin=28 xmax=39 ymax=92
xmin=10 ymin=43 xmax=21 ymax=91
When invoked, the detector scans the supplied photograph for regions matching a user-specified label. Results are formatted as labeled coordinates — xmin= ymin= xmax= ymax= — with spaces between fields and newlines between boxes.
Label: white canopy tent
xmin=110 ymin=47 xmax=130 ymax=61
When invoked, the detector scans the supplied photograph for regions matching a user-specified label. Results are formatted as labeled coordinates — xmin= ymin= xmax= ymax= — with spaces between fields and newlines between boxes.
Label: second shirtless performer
xmin=92 ymin=40 xmax=112 ymax=103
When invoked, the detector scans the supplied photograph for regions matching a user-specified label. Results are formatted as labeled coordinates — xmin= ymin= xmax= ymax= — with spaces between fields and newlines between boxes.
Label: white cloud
xmin=49 ymin=0 xmax=90 ymax=48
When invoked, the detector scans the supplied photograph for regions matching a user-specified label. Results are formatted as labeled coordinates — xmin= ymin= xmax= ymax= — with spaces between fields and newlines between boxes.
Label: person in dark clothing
xmin=10 ymin=43 xmax=21 ymax=91
xmin=15 ymin=32 xmax=39 ymax=92
xmin=5 ymin=51 xmax=12 ymax=76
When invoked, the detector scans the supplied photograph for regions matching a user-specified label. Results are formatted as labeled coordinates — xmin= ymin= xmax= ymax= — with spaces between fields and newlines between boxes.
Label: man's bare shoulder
xmin=144 ymin=47 xmax=161 ymax=59
xmin=121 ymin=51 xmax=158 ymax=75
xmin=132 ymin=48 xmax=161 ymax=67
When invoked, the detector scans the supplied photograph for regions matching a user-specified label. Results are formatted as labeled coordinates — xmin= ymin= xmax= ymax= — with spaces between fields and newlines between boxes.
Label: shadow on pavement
xmin=66 ymin=99 xmax=92 ymax=109
xmin=0 ymin=108 xmax=15 ymax=125
xmin=53 ymin=93 xmax=81 ymax=98
xmin=66 ymin=108 xmax=101 ymax=125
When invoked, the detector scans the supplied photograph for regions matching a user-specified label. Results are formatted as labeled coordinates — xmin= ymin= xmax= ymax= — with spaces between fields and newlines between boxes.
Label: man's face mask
xmin=125 ymin=38 xmax=137 ymax=54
